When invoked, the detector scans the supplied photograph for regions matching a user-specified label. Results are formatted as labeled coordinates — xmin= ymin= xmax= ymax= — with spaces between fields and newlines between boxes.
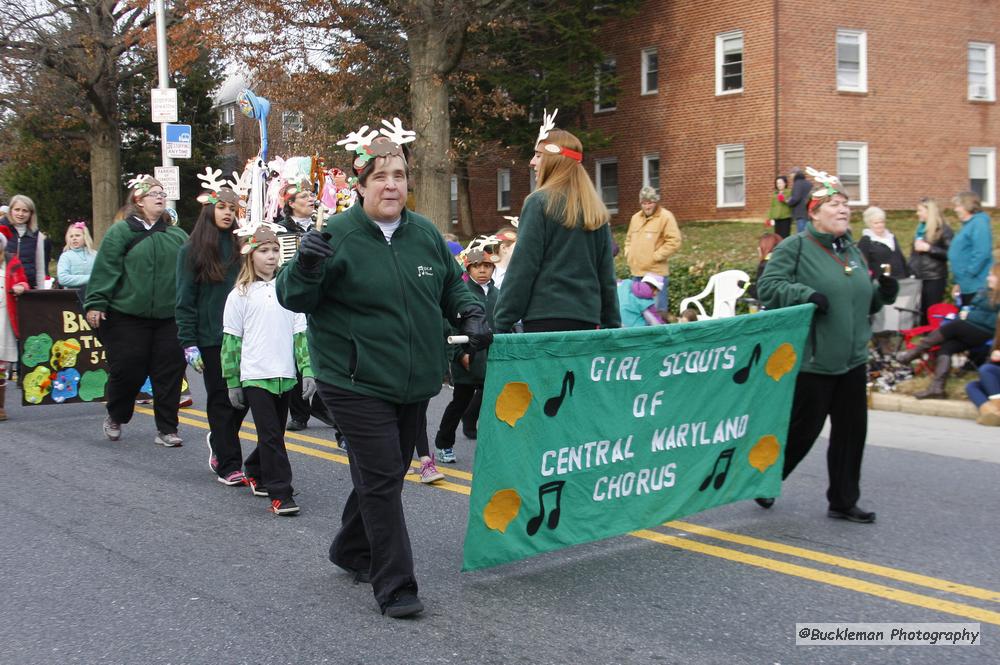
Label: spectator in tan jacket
xmin=624 ymin=186 xmax=682 ymax=311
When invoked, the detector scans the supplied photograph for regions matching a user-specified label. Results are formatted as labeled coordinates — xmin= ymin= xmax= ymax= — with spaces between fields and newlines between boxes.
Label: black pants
xmin=435 ymin=383 xmax=482 ymax=449
xmin=938 ymin=319 xmax=993 ymax=356
xmin=102 ymin=313 xmax=186 ymax=433
xmin=289 ymin=370 xmax=335 ymax=425
xmin=782 ymin=364 xmax=868 ymax=512
xmin=200 ymin=346 xmax=248 ymax=477
xmin=243 ymin=387 xmax=293 ymax=501
xmin=919 ymin=277 xmax=946 ymax=325
xmin=774 ymin=218 xmax=792 ymax=239
xmin=461 ymin=387 xmax=483 ymax=435
xmin=318 ymin=381 xmax=424 ymax=609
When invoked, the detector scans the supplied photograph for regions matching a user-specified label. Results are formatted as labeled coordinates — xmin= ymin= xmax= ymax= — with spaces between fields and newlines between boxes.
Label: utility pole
xmin=154 ymin=0 xmax=175 ymax=210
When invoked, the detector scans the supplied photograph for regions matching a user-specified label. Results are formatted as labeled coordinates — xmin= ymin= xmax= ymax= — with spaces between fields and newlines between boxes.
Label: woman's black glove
xmin=807 ymin=292 xmax=829 ymax=314
xmin=297 ymin=230 xmax=333 ymax=274
xmin=877 ymin=274 xmax=899 ymax=299
xmin=459 ymin=305 xmax=493 ymax=356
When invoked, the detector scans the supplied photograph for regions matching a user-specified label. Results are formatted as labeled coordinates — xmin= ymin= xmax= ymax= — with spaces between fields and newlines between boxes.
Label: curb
xmin=870 ymin=392 xmax=978 ymax=420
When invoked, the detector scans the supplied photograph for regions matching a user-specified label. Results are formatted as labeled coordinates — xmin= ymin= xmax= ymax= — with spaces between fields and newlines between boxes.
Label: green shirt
xmin=758 ymin=224 xmax=897 ymax=375
xmin=85 ymin=215 xmax=188 ymax=319
xmin=493 ymin=190 xmax=620 ymax=332
xmin=175 ymin=230 xmax=240 ymax=348
xmin=276 ymin=204 xmax=478 ymax=404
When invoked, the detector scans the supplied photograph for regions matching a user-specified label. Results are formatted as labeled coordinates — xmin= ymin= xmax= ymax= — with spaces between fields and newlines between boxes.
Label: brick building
xmin=462 ymin=0 xmax=1000 ymax=233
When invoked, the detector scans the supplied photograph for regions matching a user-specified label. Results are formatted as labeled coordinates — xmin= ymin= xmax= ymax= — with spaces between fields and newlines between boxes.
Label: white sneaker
xmin=155 ymin=431 xmax=183 ymax=447
xmin=103 ymin=416 xmax=121 ymax=442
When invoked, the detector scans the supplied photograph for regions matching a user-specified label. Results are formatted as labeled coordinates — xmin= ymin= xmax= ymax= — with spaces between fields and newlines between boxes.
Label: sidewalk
xmin=851 ymin=409 xmax=1000 ymax=464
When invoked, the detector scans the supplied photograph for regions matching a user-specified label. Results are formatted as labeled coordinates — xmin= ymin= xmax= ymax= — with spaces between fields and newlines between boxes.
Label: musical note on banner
xmin=733 ymin=343 xmax=762 ymax=384
xmin=543 ymin=371 xmax=575 ymax=417
xmin=698 ymin=448 xmax=735 ymax=492
xmin=526 ymin=480 xmax=566 ymax=536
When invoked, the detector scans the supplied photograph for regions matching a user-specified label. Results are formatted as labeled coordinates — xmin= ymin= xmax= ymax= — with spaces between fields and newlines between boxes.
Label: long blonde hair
xmin=63 ymin=222 xmax=95 ymax=253
xmin=919 ymin=197 xmax=949 ymax=244
xmin=233 ymin=240 xmax=278 ymax=294
xmin=535 ymin=129 xmax=609 ymax=231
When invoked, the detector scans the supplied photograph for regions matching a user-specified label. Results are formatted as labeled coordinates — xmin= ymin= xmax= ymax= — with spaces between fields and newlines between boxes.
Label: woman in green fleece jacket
xmin=757 ymin=174 xmax=898 ymax=524
xmin=277 ymin=125 xmax=490 ymax=619
xmin=175 ymin=184 xmax=246 ymax=484
xmin=84 ymin=176 xmax=189 ymax=446
xmin=493 ymin=124 xmax=620 ymax=333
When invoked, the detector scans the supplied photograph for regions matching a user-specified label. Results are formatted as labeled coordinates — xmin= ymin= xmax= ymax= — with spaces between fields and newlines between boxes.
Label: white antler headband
xmin=338 ymin=118 xmax=417 ymax=172
xmin=195 ymin=167 xmax=243 ymax=206
xmin=502 ymin=215 xmax=519 ymax=228
xmin=535 ymin=108 xmax=557 ymax=148
xmin=127 ymin=174 xmax=159 ymax=195
xmin=805 ymin=166 xmax=844 ymax=198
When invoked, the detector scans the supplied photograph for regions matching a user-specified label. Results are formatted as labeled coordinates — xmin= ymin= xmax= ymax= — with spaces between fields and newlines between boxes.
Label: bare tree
xmin=0 ymin=0 xmax=191 ymax=239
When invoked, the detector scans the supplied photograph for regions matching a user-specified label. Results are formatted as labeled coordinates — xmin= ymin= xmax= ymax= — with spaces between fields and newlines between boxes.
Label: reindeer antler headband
xmin=533 ymin=108 xmax=582 ymax=163
xmin=337 ymin=117 xmax=417 ymax=173
xmin=127 ymin=174 xmax=163 ymax=198
xmin=195 ymin=167 xmax=244 ymax=206
xmin=805 ymin=166 xmax=847 ymax=211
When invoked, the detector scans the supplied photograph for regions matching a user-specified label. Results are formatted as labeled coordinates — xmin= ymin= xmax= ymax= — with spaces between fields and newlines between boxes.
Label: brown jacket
xmin=624 ymin=207 xmax=682 ymax=276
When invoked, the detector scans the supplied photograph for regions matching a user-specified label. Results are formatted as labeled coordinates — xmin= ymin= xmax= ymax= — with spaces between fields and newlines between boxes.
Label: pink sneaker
xmin=419 ymin=457 xmax=444 ymax=484
xmin=217 ymin=470 xmax=245 ymax=486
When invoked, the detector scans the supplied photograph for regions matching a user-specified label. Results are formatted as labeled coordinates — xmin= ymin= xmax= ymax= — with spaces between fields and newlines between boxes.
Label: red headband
xmin=539 ymin=141 xmax=583 ymax=163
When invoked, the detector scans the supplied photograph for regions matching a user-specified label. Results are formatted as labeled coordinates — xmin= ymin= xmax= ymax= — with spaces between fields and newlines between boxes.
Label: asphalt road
xmin=1 ymin=379 xmax=997 ymax=665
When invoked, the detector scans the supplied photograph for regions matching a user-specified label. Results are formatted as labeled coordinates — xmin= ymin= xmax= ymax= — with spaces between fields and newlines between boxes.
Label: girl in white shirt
xmin=221 ymin=223 xmax=314 ymax=516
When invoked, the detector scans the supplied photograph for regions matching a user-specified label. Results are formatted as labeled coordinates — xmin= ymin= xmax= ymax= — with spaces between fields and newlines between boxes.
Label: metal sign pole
xmin=155 ymin=0 xmax=175 ymax=210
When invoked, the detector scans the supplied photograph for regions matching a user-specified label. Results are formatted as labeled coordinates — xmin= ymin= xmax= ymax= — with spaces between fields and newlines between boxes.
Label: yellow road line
xmin=168 ymin=406 xmax=475 ymax=482
xmin=146 ymin=407 xmax=1000 ymax=622
xmin=667 ymin=520 xmax=1000 ymax=604
xmin=634 ymin=529 xmax=1000 ymax=626
xmin=143 ymin=407 xmax=472 ymax=494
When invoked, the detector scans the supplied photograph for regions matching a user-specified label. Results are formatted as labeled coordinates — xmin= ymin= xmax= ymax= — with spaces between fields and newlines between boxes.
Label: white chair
xmin=679 ymin=269 xmax=751 ymax=320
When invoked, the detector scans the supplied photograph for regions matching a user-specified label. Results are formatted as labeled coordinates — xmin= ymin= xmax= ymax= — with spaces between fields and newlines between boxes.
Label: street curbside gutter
xmin=870 ymin=393 xmax=978 ymax=420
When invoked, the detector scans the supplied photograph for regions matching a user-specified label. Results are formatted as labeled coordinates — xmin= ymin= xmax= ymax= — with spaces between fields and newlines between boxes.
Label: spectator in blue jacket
xmin=948 ymin=191 xmax=994 ymax=304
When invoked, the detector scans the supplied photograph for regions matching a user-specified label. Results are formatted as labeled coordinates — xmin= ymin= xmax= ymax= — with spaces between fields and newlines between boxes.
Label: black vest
xmin=2 ymin=221 xmax=40 ymax=287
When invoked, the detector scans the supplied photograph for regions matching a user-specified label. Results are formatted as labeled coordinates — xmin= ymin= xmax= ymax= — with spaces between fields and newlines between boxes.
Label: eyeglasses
xmin=145 ymin=191 xmax=168 ymax=199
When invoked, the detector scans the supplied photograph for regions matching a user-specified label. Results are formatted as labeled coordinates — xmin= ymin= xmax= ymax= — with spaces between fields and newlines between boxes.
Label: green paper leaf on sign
xmin=21 ymin=333 xmax=53 ymax=368
xmin=79 ymin=369 xmax=108 ymax=402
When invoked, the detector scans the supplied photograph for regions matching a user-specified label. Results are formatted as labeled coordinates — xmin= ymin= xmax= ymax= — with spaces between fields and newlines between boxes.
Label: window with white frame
xmin=528 ymin=168 xmax=537 ymax=193
xmin=837 ymin=141 xmax=869 ymax=205
xmin=643 ymin=153 xmax=660 ymax=193
xmin=969 ymin=148 xmax=996 ymax=206
xmin=641 ymin=47 xmax=659 ymax=95
xmin=594 ymin=57 xmax=618 ymax=112
xmin=968 ymin=42 xmax=996 ymax=101
xmin=715 ymin=144 xmax=745 ymax=207
xmin=450 ymin=174 xmax=458 ymax=223
xmin=715 ymin=31 xmax=744 ymax=95
xmin=595 ymin=159 xmax=619 ymax=212
xmin=497 ymin=168 xmax=511 ymax=210
xmin=836 ymin=29 xmax=867 ymax=92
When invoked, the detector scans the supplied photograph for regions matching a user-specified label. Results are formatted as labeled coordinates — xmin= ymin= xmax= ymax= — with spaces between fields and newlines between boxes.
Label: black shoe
xmin=754 ymin=497 xmax=775 ymax=509
xmin=382 ymin=591 xmax=424 ymax=618
xmin=828 ymin=506 xmax=876 ymax=523
xmin=287 ymin=420 xmax=308 ymax=432
xmin=462 ymin=429 xmax=477 ymax=439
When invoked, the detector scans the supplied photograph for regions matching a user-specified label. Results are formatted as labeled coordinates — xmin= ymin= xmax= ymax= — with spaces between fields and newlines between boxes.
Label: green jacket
xmin=493 ymin=190 xmax=620 ymax=332
xmin=449 ymin=279 xmax=498 ymax=385
xmin=757 ymin=224 xmax=896 ymax=375
xmin=767 ymin=189 xmax=792 ymax=220
xmin=175 ymin=229 xmax=240 ymax=348
xmin=276 ymin=204 xmax=479 ymax=404
xmin=84 ymin=215 xmax=188 ymax=320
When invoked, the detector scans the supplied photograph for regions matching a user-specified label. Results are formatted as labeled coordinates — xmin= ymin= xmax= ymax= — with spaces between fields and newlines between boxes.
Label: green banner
xmin=462 ymin=304 xmax=814 ymax=571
